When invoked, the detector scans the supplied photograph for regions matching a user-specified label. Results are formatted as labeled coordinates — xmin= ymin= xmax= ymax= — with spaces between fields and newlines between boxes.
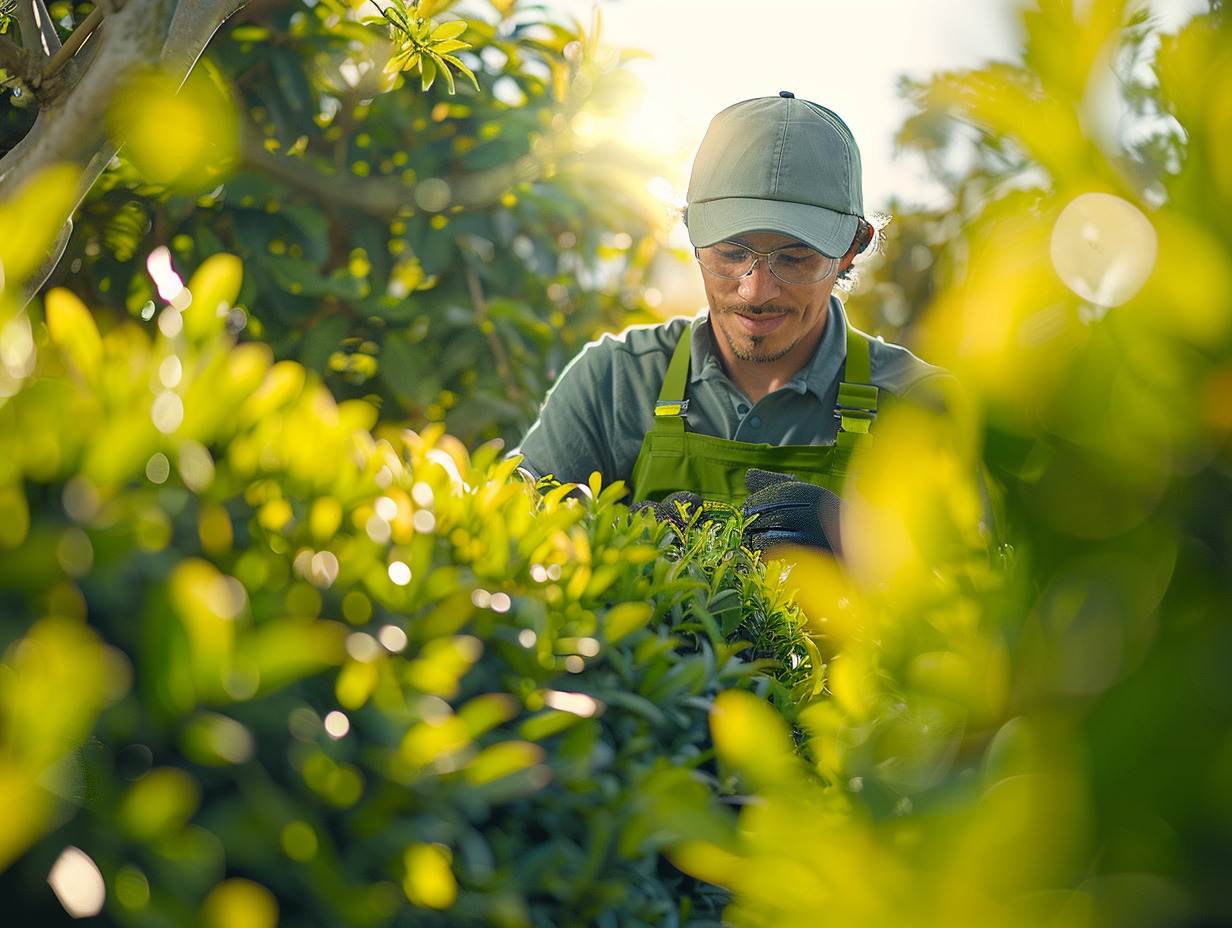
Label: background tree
xmin=3 ymin=0 xmax=671 ymax=446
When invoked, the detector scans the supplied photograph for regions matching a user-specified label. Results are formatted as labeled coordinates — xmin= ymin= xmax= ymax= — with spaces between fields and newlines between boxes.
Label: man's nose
xmin=737 ymin=257 xmax=781 ymax=304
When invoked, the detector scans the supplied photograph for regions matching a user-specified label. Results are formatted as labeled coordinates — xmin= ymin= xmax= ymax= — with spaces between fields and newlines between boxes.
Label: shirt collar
xmin=689 ymin=298 xmax=849 ymax=397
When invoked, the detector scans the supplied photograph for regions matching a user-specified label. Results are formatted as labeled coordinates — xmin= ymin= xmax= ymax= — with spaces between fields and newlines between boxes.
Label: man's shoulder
xmin=571 ymin=315 xmax=699 ymax=372
xmin=583 ymin=314 xmax=694 ymax=360
xmin=861 ymin=330 xmax=953 ymax=397
xmin=855 ymin=330 xmax=959 ymax=415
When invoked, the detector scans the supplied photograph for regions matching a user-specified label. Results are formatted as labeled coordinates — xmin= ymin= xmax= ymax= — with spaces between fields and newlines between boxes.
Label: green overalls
xmin=630 ymin=326 xmax=878 ymax=504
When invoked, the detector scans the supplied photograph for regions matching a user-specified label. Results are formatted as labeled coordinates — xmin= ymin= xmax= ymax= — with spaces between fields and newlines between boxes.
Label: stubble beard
xmin=716 ymin=305 xmax=799 ymax=363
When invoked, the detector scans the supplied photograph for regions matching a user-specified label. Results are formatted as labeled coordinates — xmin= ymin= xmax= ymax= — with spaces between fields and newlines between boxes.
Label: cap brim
xmin=687 ymin=197 xmax=858 ymax=259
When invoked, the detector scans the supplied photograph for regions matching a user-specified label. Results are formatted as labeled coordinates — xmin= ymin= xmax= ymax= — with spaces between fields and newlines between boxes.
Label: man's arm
xmin=513 ymin=340 xmax=618 ymax=487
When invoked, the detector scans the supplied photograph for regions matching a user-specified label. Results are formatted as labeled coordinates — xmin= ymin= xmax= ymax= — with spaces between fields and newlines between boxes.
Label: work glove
xmin=630 ymin=491 xmax=706 ymax=533
xmin=740 ymin=468 xmax=844 ymax=558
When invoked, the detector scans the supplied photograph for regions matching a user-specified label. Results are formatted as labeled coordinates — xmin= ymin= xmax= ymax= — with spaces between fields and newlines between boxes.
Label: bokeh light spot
xmin=379 ymin=624 xmax=409 ymax=653
xmin=345 ymin=632 xmax=381 ymax=662
xmin=146 ymin=452 xmax=171 ymax=484
xmin=152 ymin=390 xmax=184 ymax=434
xmin=388 ymin=561 xmax=412 ymax=586
xmin=324 ymin=710 xmax=351 ymax=739
xmin=542 ymin=690 xmax=601 ymax=717
xmin=1051 ymin=192 xmax=1157 ymax=308
xmin=47 ymin=846 xmax=105 ymax=918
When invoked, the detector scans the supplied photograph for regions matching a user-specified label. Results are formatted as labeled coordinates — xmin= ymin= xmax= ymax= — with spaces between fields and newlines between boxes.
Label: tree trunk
xmin=0 ymin=0 xmax=252 ymax=307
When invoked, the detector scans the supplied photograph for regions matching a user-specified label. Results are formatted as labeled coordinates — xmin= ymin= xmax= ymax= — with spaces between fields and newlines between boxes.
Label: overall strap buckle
xmin=834 ymin=382 xmax=878 ymax=434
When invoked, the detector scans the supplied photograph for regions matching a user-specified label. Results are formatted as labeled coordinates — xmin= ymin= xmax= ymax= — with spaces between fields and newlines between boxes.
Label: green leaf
xmin=429 ymin=19 xmax=468 ymax=41
xmin=604 ymin=602 xmax=652 ymax=644
xmin=430 ymin=39 xmax=469 ymax=55
xmin=386 ymin=48 xmax=419 ymax=75
xmin=231 ymin=25 xmax=271 ymax=41
xmin=708 ymin=589 xmax=743 ymax=638
xmin=440 ymin=55 xmax=480 ymax=90
xmin=381 ymin=5 xmax=410 ymax=30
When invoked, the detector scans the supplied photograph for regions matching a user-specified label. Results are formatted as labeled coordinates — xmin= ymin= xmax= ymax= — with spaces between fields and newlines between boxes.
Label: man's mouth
xmin=730 ymin=307 xmax=788 ymax=336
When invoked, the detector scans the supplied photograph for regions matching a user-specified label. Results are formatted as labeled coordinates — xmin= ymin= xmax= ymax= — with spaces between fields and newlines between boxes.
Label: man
xmin=514 ymin=92 xmax=953 ymax=554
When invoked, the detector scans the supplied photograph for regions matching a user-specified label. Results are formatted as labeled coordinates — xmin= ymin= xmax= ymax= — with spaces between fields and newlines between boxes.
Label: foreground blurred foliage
xmin=4 ymin=1 xmax=1232 ymax=927
xmin=1 ymin=226 xmax=820 ymax=925
xmin=665 ymin=3 xmax=1232 ymax=927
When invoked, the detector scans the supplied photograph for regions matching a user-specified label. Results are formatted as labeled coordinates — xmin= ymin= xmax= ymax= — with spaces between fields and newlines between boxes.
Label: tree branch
xmin=13 ymin=0 xmax=61 ymax=63
xmin=0 ymin=0 xmax=256 ymax=307
xmin=160 ymin=0 xmax=249 ymax=82
xmin=40 ymin=4 xmax=103 ymax=83
xmin=466 ymin=267 xmax=525 ymax=404
xmin=0 ymin=33 xmax=31 ymax=79
xmin=0 ymin=0 xmax=173 ymax=196
xmin=240 ymin=130 xmax=543 ymax=221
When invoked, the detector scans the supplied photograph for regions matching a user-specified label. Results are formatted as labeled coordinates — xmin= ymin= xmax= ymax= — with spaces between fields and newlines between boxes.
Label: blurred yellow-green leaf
xmin=602 ymin=600 xmax=652 ymax=643
xmin=402 ymin=842 xmax=457 ymax=909
xmin=0 ymin=483 xmax=31 ymax=550
xmin=711 ymin=690 xmax=797 ymax=790
xmin=117 ymin=767 xmax=202 ymax=842
xmin=44 ymin=288 xmax=103 ymax=384
xmin=0 ymin=617 xmax=113 ymax=870
xmin=201 ymin=878 xmax=279 ymax=928
xmin=0 ymin=165 xmax=80 ymax=299
xmin=107 ymin=68 xmax=239 ymax=191
xmin=183 ymin=253 xmax=243 ymax=345
xmin=463 ymin=740 xmax=543 ymax=785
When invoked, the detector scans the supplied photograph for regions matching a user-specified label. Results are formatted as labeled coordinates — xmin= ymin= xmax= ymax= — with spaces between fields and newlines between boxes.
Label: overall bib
xmin=630 ymin=326 xmax=878 ymax=505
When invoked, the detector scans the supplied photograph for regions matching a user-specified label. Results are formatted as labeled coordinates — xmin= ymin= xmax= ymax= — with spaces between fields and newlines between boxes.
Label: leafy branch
xmin=365 ymin=0 xmax=478 ymax=93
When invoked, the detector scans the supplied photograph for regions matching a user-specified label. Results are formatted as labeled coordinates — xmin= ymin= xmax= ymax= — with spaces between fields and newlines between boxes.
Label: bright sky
xmin=544 ymin=0 xmax=1209 ymax=212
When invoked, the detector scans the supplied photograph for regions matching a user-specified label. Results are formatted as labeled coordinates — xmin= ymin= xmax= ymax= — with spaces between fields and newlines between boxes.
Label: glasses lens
xmin=696 ymin=243 xmax=836 ymax=283
xmin=768 ymin=246 xmax=835 ymax=284
xmin=697 ymin=243 xmax=755 ymax=279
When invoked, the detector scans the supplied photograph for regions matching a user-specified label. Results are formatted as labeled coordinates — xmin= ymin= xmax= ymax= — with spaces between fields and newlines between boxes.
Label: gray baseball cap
xmin=685 ymin=92 xmax=864 ymax=259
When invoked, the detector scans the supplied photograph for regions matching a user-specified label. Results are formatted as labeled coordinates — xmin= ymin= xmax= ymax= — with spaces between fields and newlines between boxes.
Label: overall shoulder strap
xmin=835 ymin=326 xmax=878 ymax=436
xmin=653 ymin=328 xmax=692 ymax=419
xmin=831 ymin=327 xmax=878 ymax=483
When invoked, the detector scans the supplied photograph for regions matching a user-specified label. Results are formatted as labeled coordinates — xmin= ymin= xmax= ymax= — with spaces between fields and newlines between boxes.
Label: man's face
xmin=700 ymin=231 xmax=845 ymax=367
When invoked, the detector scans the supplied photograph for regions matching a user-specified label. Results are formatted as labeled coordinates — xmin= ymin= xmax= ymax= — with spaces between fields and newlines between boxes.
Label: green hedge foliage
xmin=0 ymin=255 xmax=821 ymax=927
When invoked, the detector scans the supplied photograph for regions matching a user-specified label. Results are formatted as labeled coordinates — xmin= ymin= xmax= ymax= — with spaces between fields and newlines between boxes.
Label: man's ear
xmin=839 ymin=235 xmax=861 ymax=271
xmin=839 ymin=218 xmax=871 ymax=270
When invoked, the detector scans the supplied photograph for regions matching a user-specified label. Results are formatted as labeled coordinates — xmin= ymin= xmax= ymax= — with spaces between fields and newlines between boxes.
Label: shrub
xmin=0 ymin=252 xmax=820 ymax=927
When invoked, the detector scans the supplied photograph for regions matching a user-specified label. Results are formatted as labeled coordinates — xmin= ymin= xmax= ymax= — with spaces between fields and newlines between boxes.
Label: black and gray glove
xmin=629 ymin=490 xmax=706 ymax=533
xmin=740 ymin=468 xmax=844 ymax=558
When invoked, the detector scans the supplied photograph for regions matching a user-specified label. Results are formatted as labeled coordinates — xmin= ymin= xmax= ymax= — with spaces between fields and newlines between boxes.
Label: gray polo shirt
xmin=514 ymin=297 xmax=951 ymax=487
